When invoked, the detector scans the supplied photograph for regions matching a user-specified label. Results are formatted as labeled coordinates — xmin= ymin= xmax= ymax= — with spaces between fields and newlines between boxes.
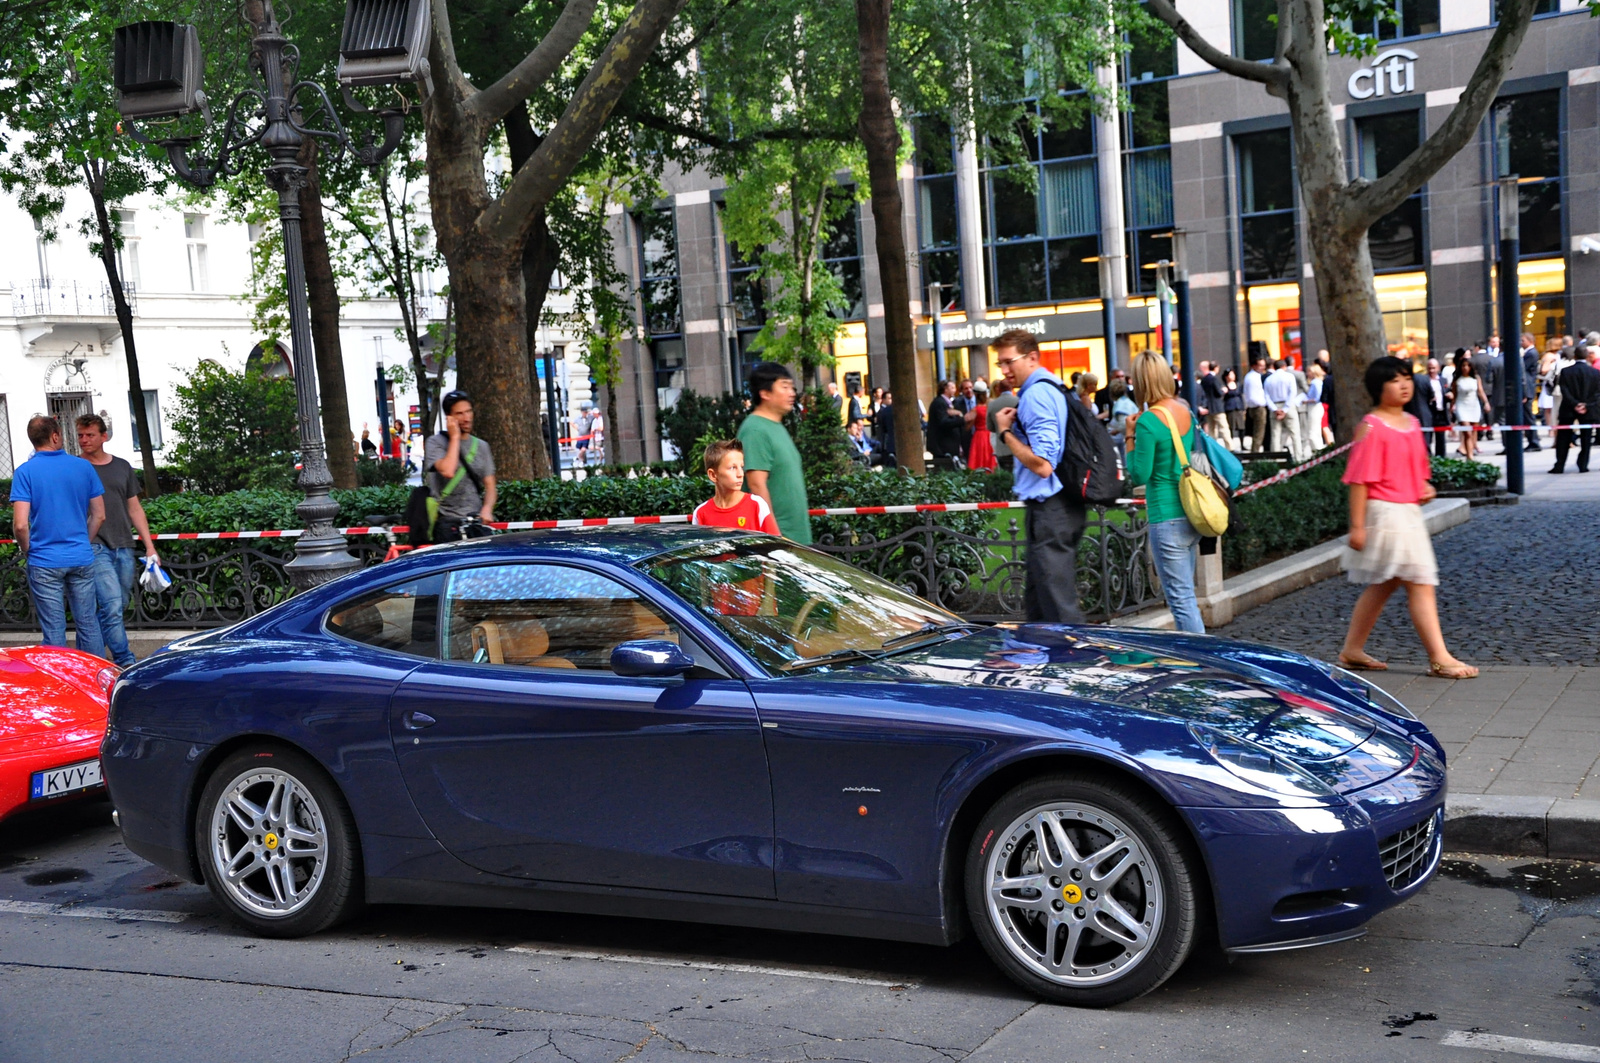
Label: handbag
xmin=1151 ymin=407 xmax=1231 ymax=537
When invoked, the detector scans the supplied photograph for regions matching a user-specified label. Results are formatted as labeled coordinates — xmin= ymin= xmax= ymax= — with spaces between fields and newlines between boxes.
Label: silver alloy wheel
xmin=208 ymin=767 xmax=330 ymax=918
xmin=983 ymin=802 xmax=1164 ymax=988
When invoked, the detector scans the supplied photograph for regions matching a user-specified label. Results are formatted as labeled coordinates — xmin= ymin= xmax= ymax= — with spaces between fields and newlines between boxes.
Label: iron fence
xmin=0 ymin=507 xmax=1158 ymax=632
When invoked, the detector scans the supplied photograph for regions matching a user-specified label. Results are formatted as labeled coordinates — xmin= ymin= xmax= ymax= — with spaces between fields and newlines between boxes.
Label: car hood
xmin=847 ymin=624 xmax=1421 ymax=792
xmin=0 ymin=649 xmax=109 ymax=741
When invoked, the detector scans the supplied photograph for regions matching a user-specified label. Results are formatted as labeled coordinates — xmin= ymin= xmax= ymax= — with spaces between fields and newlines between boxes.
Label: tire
xmin=195 ymin=745 xmax=364 ymax=938
xmin=964 ymin=773 xmax=1202 ymax=1006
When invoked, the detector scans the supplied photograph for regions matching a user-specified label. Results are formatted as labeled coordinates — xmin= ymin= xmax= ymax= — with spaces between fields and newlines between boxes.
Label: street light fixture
xmin=113 ymin=0 xmax=429 ymax=590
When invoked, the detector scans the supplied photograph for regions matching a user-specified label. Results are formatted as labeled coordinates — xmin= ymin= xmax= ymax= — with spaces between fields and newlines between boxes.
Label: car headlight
xmin=1325 ymin=664 xmax=1419 ymax=721
xmin=1190 ymin=723 xmax=1337 ymax=800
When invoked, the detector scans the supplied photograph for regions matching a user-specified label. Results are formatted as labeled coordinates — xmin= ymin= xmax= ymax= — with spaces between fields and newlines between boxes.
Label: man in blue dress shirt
xmin=990 ymin=328 xmax=1086 ymax=624
xmin=10 ymin=416 xmax=107 ymax=656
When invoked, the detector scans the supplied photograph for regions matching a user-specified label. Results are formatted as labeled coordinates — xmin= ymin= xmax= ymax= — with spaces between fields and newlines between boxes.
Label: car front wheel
xmin=195 ymin=746 xmax=363 ymax=937
xmin=965 ymin=774 xmax=1202 ymax=1006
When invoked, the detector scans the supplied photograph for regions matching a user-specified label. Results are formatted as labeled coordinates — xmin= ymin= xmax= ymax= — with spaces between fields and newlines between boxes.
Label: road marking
xmin=507 ymin=944 xmax=915 ymax=988
xmin=1442 ymin=1031 xmax=1600 ymax=1061
xmin=0 ymin=899 xmax=190 ymax=924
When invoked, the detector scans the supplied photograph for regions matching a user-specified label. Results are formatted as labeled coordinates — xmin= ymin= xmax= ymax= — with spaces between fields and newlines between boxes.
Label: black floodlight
xmin=113 ymin=21 xmax=205 ymax=120
xmin=337 ymin=0 xmax=431 ymax=88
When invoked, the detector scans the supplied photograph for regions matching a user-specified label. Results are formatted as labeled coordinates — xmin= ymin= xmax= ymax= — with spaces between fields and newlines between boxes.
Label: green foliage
xmin=1223 ymin=459 xmax=1350 ymax=575
xmin=788 ymin=389 xmax=855 ymax=484
xmin=167 ymin=361 xmax=300 ymax=495
xmin=1430 ymin=455 xmax=1501 ymax=489
xmin=658 ymin=390 xmax=746 ymax=471
xmin=356 ymin=458 xmax=410 ymax=487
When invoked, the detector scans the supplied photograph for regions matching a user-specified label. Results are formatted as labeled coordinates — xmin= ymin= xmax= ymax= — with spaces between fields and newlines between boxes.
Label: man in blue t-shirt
xmin=10 ymin=416 xmax=108 ymax=656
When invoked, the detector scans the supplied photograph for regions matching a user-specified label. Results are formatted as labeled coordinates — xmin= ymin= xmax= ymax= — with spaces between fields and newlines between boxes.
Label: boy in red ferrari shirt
xmin=692 ymin=440 xmax=782 ymax=534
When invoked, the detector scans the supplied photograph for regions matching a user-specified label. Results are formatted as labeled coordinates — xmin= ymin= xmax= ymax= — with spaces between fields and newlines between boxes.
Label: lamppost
xmin=112 ymin=1 xmax=430 ymax=589
xmin=1497 ymin=174 xmax=1526 ymax=496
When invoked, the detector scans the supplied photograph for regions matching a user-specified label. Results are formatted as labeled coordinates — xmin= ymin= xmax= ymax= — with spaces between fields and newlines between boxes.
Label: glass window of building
xmin=637 ymin=207 xmax=684 ymax=397
xmin=984 ymin=102 xmax=1101 ymax=307
xmin=1233 ymin=0 xmax=1277 ymax=62
xmin=1373 ymin=272 xmax=1429 ymax=364
xmin=1236 ymin=128 xmax=1298 ymax=283
xmin=822 ymin=187 xmax=866 ymax=320
xmin=1350 ymin=0 xmax=1439 ymax=40
xmin=1356 ymin=110 xmax=1424 ymax=272
xmin=1123 ymin=17 xmax=1175 ymax=295
xmin=720 ymin=203 xmax=765 ymax=386
xmin=1493 ymin=90 xmax=1562 ymax=257
xmin=915 ymin=116 xmax=963 ymax=309
xmin=1518 ymin=258 xmax=1566 ymax=352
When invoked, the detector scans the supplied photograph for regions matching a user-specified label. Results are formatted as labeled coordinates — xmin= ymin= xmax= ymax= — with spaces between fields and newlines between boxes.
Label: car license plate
xmin=30 ymin=759 xmax=103 ymax=801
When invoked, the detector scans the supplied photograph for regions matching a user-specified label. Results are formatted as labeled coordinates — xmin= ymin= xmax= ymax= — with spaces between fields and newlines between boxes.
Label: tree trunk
xmin=854 ymin=0 xmax=924 ymax=472
xmin=84 ymin=165 xmax=161 ymax=497
xmin=453 ymin=247 xmax=539 ymax=478
xmin=506 ymin=103 xmax=556 ymax=478
xmin=1304 ymin=220 xmax=1386 ymax=441
xmin=299 ymin=140 xmax=358 ymax=488
xmin=605 ymin=374 xmax=620 ymax=472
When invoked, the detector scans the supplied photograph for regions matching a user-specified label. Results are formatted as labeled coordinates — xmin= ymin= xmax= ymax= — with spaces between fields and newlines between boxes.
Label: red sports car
xmin=0 ymin=646 xmax=116 ymax=823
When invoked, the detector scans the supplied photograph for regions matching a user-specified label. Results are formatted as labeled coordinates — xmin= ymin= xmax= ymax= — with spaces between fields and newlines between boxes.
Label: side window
xmin=326 ymin=574 xmax=442 ymax=657
xmin=442 ymin=564 xmax=681 ymax=671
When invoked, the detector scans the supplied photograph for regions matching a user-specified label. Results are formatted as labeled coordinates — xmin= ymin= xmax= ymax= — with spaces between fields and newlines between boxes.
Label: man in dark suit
xmin=1551 ymin=356 xmax=1600 ymax=473
xmin=1408 ymin=358 xmax=1449 ymax=457
xmin=1473 ymin=342 xmax=1502 ymax=445
xmin=1514 ymin=332 xmax=1543 ymax=452
xmin=874 ymin=392 xmax=897 ymax=463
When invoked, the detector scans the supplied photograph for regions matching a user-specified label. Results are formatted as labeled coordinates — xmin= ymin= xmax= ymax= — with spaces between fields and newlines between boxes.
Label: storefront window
xmin=1519 ymin=258 xmax=1567 ymax=351
xmin=1245 ymin=283 xmax=1302 ymax=366
xmin=1375 ymin=271 xmax=1429 ymax=365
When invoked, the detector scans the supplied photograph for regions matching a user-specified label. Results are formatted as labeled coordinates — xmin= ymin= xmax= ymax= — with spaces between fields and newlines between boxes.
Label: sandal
xmin=1429 ymin=660 xmax=1479 ymax=680
xmin=1338 ymin=653 xmax=1389 ymax=672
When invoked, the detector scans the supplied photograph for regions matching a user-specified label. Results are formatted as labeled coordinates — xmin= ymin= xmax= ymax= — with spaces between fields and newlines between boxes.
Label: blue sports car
xmin=104 ymin=527 xmax=1444 ymax=1006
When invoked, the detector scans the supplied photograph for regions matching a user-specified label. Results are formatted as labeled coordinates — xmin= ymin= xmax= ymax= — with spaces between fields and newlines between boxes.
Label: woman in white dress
xmin=1451 ymin=357 xmax=1483 ymax=459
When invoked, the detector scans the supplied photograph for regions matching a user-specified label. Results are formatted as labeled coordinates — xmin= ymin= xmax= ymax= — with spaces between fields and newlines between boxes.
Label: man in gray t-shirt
xmin=76 ymin=415 xmax=159 ymax=666
xmin=423 ymin=390 xmax=497 ymax=543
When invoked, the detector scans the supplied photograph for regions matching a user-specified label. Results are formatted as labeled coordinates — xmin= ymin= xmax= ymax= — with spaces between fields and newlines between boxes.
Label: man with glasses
xmin=990 ymin=329 xmax=1085 ymax=624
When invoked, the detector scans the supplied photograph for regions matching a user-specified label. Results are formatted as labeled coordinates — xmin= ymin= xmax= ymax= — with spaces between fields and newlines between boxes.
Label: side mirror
xmin=610 ymin=640 xmax=694 ymax=678
xmin=113 ymin=22 xmax=205 ymax=121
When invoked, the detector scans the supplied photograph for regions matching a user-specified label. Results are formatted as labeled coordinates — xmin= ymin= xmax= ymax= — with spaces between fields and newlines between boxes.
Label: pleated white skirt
xmin=1342 ymin=499 xmax=1439 ymax=586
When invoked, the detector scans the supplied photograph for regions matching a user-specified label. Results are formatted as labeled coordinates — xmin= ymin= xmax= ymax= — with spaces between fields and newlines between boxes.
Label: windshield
xmin=645 ymin=538 xmax=961 ymax=672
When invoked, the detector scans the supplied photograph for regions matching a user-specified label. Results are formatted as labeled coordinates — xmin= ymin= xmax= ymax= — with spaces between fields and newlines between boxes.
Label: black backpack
xmin=1030 ymin=378 xmax=1125 ymax=505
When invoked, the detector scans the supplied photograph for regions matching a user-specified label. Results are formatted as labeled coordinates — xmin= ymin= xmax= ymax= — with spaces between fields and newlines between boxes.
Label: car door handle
xmin=402 ymin=711 xmax=437 ymax=731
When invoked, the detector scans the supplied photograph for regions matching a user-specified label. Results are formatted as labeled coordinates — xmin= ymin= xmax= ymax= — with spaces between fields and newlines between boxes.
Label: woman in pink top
xmin=1337 ymin=356 xmax=1478 ymax=679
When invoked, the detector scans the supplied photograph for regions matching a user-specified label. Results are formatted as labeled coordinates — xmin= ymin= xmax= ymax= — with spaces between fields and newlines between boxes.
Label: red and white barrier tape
xmin=1 ymin=447 xmax=1367 ymax=545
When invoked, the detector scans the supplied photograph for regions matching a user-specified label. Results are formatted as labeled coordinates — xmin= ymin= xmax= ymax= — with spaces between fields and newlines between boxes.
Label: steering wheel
xmin=789 ymin=596 xmax=824 ymax=637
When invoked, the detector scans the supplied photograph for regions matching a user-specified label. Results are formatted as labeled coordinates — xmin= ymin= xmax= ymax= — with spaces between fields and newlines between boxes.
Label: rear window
xmin=326 ymin=574 xmax=442 ymax=658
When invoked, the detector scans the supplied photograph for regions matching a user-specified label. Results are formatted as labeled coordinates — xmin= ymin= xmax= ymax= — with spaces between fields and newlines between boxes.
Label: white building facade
xmin=0 ymin=186 xmax=593 ymax=478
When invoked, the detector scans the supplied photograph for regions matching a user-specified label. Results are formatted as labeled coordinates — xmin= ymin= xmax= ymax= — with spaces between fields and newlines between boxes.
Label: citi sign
xmin=1348 ymin=48 xmax=1418 ymax=100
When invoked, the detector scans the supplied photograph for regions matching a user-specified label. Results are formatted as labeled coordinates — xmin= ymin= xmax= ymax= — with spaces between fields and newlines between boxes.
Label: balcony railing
xmin=10 ymin=279 xmax=136 ymax=319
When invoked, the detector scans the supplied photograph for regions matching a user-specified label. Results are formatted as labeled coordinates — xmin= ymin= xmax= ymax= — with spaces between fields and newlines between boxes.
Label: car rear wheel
xmin=196 ymin=746 xmax=363 ymax=937
xmin=965 ymin=774 xmax=1201 ymax=1006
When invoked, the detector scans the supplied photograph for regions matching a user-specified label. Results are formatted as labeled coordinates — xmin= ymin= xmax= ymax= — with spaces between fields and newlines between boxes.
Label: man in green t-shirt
xmin=737 ymin=362 xmax=811 ymax=543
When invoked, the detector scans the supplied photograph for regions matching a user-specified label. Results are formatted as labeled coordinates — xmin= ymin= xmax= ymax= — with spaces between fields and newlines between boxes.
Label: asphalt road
xmin=2 ymin=800 xmax=1599 ymax=1063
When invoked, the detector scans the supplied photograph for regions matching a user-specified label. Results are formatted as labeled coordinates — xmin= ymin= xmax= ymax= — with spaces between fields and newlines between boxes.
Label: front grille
xmin=1380 ymin=814 xmax=1437 ymax=891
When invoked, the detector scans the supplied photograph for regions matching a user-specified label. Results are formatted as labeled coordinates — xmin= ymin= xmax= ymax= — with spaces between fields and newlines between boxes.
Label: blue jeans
xmin=26 ymin=562 xmax=106 ymax=658
xmin=91 ymin=544 xmax=139 ymax=666
xmin=1148 ymin=518 xmax=1205 ymax=634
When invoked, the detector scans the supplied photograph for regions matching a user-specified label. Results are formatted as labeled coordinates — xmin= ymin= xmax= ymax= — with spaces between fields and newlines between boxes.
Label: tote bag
xmin=1150 ymin=407 xmax=1231 ymax=537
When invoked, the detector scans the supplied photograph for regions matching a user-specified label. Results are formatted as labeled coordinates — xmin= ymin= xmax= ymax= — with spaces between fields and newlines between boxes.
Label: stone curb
xmin=1113 ymin=497 xmax=1472 ymax=631
xmin=1445 ymin=793 xmax=1600 ymax=861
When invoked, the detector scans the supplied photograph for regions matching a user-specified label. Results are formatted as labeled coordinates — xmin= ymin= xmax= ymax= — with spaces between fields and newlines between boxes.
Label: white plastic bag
xmin=139 ymin=555 xmax=171 ymax=593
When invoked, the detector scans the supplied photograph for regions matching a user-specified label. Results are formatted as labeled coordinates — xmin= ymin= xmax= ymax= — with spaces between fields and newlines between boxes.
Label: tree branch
xmin=1146 ymin=0 xmax=1289 ymax=88
xmin=623 ymin=106 xmax=854 ymax=149
xmin=656 ymin=0 xmax=749 ymax=68
xmin=427 ymin=0 xmax=477 ymax=122
xmin=467 ymin=0 xmax=600 ymax=133
xmin=479 ymin=0 xmax=691 ymax=244
xmin=1344 ymin=0 xmax=1539 ymax=229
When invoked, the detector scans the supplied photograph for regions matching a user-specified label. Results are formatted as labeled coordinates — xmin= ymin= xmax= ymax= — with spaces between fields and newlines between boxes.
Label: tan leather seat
xmin=470 ymin=619 xmax=577 ymax=669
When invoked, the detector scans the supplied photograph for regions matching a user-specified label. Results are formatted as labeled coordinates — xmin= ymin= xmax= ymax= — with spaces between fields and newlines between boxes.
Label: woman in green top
xmin=1124 ymin=351 xmax=1205 ymax=633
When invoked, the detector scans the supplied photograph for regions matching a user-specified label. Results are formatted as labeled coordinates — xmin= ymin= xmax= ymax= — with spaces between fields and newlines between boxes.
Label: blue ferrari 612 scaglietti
xmin=104 ymin=527 xmax=1444 ymax=1006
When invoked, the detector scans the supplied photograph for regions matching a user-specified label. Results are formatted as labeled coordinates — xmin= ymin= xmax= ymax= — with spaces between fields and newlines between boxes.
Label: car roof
xmin=430 ymin=524 xmax=757 ymax=565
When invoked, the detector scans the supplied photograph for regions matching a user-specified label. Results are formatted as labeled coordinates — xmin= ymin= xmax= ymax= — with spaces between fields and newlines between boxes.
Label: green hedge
xmin=1223 ymin=457 xmax=1349 ymax=576
xmin=1430 ymin=455 xmax=1500 ymax=489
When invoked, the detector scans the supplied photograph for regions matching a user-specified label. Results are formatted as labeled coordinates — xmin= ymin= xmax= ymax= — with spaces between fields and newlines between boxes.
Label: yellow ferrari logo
xmin=263 ymin=832 xmax=280 ymax=851
xmin=1061 ymin=883 xmax=1082 ymax=904
xmin=737 ymin=516 xmax=747 ymax=527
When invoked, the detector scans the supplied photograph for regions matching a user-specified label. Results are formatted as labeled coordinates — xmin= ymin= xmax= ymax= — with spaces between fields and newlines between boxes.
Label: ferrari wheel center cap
xmin=263 ymin=832 xmax=280 ymax=851
xmin=1061 ymin=883 xmax=1083 ymax=904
